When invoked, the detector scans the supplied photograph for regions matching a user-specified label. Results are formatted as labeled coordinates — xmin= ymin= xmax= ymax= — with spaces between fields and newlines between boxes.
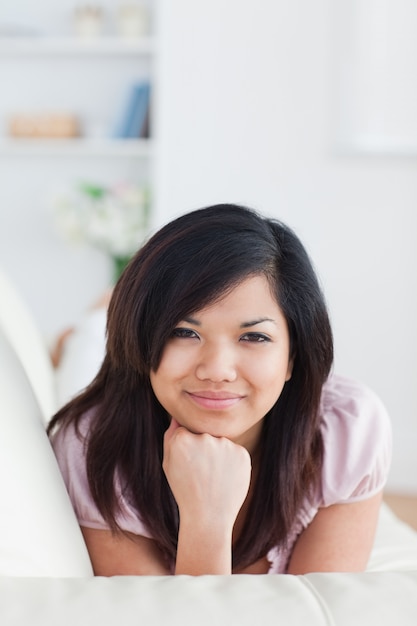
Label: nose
xmin=195 ymin=341 xmax=238 ymax=383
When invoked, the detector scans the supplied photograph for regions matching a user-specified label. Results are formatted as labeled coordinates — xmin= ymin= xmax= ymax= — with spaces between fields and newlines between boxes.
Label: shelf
xmin=0 ymin=138 xmax=153 ymax=158
xmin=0 ymin=36 xmax=155 ymax=56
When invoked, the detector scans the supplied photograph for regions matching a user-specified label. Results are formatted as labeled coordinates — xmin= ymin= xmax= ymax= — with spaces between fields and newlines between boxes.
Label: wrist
xmin=175 ymin=518 xmax=233 ymax=575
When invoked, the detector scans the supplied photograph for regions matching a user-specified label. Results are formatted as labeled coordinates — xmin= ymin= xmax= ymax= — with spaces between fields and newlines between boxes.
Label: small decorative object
xmin=115 ymin=81 xmax=150 ymax=138
xmin=116 ymin=3 xmax=148 ymax=39
xmin=9 ymin=113 xmax=80 ymax=138
xmin=52 ymin=181 xmax=150 ymax=283
xmin=73 ymin=5 xmax=104 ymax=39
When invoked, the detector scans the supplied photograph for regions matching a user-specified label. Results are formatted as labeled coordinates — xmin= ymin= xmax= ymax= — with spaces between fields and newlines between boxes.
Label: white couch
xmin=1 ymin=268 xmax=417 ymax=625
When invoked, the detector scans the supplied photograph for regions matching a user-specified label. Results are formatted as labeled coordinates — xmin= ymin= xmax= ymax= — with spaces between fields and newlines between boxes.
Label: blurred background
xmin=0 ymin=0 xmax=416 ymax=497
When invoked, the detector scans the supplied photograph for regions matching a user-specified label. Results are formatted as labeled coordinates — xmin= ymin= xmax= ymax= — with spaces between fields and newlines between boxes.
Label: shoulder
xmin=50 ymin=413 xmax=104 ymax=528
xmin=50 ymin=413 xmax=90 ymax=477
xmin=50 ymin=414 xmax=153 ymax=538
xmin=318 ymin=374 xmax=392 ymax=506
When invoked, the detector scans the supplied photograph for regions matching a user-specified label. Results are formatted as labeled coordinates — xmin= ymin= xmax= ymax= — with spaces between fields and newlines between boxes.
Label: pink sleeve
xmin=50 ymin=415 xmax=153 ymax=538
xmin=319 ymin=375 xmax=392 ymax=506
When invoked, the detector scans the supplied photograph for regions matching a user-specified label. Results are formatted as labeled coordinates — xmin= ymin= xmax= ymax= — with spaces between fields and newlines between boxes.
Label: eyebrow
xmin=183 ymin=316 xmax=277 ymax=328
xmin=240 ymin=318 xmax=277 ymax=328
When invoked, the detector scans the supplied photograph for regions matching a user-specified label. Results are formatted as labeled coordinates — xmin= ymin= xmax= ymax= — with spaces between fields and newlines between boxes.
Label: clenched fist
xmin=163 ymin=418 xmax=252 ymax=534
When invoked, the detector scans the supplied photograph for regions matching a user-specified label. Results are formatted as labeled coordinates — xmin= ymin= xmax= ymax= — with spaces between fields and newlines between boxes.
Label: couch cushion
xmin=0 ymin=328 xmax=93 ymax=576
xmin=0 ymin=268 xmax=56 ymax=424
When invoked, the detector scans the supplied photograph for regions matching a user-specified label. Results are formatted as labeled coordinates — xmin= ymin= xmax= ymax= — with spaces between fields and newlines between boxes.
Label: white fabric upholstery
xmin=0 ymin=268 xmax=56 ymax=424
xmin=1 ymin=572 xmax=417 ymax=625
xmin=367 ymin=502 xmax=417 ymax=571
xmin=0 ymin=327 xmax=93 ymax=577
xmin=55 ymin=307 xmax=107 ymax=406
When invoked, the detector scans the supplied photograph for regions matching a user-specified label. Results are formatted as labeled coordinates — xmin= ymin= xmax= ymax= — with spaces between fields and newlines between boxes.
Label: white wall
xmin=0 ymin=0 xmax=416 ymax=492
xmin=154 ymin=0 xmax=417 ymax=492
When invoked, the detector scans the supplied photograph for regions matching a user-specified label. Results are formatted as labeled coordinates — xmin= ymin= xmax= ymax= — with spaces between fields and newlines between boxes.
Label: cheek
xmin=157 ymin=347 xmax=191 ymax=379
xmin=247 ymin=353 xmax=291 ymax=407
xmin=250 ymin=352 xmax=290 ymax=384
xmin=150 ymin=347 xmax=191 ymax=398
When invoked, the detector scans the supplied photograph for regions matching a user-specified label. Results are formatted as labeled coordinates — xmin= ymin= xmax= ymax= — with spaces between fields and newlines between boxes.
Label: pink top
xmin=51 ymin=374 xmax=392 ymax=573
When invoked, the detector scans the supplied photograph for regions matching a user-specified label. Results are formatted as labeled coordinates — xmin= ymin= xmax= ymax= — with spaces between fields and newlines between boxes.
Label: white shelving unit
xmin=0 ymin=35 xmax=154 ymax=158
xmin=0 ymin=137 xmax=153 ymax=158
xmin=0 ymin=1 xmax=158 ymax=338
xmin=0 ymin=36 xmax=155 ymax=56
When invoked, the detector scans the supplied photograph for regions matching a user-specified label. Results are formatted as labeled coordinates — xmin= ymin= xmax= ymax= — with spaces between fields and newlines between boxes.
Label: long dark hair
xmin=48 ymin=204 xmax=333 ymax=570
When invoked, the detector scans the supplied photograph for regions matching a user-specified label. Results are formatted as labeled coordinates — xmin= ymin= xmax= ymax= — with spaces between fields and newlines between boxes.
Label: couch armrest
xmin=0 ymin=329 xmax=93 ymax=577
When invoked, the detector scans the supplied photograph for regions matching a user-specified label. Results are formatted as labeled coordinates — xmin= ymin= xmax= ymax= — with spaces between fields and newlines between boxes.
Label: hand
xmin=163 ymin=419 xmax=252 ymax=534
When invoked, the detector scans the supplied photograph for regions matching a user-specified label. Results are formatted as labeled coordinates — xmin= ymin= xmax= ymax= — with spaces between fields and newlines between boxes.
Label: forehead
xmin=191 ymin=275 xmax=282 ymax=318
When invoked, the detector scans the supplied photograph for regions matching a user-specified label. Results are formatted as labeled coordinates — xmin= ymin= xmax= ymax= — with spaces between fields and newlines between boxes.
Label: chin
xmin=178 ymin=417 xmax=236 ymax=440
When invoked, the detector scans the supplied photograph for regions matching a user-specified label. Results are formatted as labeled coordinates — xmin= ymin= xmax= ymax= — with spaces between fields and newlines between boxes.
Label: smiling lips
xmin=186 ymin=391 xmax=244 ymax=410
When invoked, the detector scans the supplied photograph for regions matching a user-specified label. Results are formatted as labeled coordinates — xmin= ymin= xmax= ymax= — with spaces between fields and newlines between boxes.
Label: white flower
xmin=51 ymin=181 xmax=150 ymax=258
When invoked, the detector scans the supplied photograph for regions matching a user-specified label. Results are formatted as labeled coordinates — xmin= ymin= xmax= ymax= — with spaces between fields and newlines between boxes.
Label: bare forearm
xmin=163 ymin=423 xmax=251 ymax=575
xmin=175 ymin=519 xmax=233 ymax=575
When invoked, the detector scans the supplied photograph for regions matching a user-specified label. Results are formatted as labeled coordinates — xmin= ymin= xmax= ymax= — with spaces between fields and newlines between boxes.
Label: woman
xmin=49 ymin=204 xmax=391 ymax=576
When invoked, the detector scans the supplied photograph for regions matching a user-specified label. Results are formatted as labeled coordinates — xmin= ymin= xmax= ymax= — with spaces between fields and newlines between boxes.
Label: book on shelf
xmin=115 ymin=81 xmax=150 ymax=139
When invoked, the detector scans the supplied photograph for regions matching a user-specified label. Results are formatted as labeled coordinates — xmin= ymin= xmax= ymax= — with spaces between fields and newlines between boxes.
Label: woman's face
xmin=150 ymin=274 xmax=293 ymax=454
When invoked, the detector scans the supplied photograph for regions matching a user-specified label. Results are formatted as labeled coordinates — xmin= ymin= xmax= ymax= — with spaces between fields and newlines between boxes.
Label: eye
xmin=171 ymin=327 xmax=200 ymax=339
xmin=240 ymin=332 xmax=271 ymax=343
